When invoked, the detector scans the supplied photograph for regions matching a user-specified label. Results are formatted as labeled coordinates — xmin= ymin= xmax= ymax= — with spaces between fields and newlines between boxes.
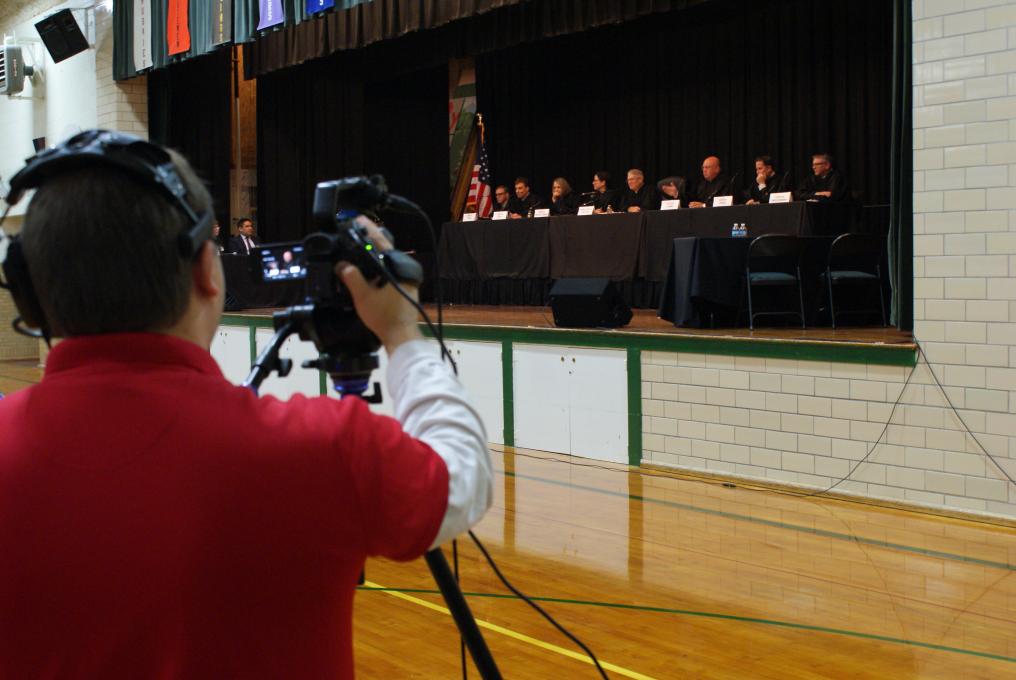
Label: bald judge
xmin=689 ymin=156 xmax=736 ymax=208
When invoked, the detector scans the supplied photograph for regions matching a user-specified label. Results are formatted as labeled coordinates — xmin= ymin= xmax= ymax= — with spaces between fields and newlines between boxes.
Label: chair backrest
xmin=747 ymin=234 xmax=803 ymax=274
xmin=827 ymin=233 xmax=884 ymax=272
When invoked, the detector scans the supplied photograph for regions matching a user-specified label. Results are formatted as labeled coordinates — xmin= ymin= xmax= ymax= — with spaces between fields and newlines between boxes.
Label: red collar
xmin=45 ymin=333 xmax=223 ymax=378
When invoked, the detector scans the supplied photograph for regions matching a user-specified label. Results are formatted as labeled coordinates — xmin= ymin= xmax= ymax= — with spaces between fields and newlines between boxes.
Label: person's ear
xmin=192 ymin=241 xmax=222 ymax=299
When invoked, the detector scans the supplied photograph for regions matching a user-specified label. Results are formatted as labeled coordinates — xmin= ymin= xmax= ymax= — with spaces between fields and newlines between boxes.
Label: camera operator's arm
xmin=338 ymin=222 xmax=492 ymax=549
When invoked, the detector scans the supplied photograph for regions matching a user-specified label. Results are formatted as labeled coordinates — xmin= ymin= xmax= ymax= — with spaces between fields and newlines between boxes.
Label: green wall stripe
xmin=358 ymin=587 xmax=1016 ymax=664
xmin=248 ymin=325 xmax=256 ymax=364
xmin=502 ymin=340 xmax=514 ymax=447
xmin=503 ymin=469 xmax=1014 ymax=571
xmin=221 ymin=314 xmax=916 ymax=367
xmin=627 ymin=348 xmax=642 ymax=467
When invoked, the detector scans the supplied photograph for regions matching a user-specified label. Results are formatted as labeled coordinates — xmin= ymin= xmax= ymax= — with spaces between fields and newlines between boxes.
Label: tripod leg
xmin=425 ymin=548 xmax=502 ymax=679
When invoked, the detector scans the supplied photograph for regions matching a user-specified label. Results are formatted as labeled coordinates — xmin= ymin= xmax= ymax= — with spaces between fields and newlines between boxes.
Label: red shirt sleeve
xmin=340 ymin=396 xmax=450 ymax=561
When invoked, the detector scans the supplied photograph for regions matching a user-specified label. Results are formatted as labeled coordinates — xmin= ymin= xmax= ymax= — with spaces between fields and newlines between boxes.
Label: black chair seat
xmin=824 ymin=270 xmax=879 ymax=282
xmin=750 ymin=271 xmax=797 ymax=284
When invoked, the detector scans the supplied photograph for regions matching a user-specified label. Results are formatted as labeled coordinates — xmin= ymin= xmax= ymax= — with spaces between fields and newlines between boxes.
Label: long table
xmin=438 ymin=202 xmax=853 ymax=307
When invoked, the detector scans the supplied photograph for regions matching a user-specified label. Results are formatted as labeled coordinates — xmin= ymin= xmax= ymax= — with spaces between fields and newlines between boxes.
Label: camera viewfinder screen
xmin=259 ymin=244 xmax=307 ymax=281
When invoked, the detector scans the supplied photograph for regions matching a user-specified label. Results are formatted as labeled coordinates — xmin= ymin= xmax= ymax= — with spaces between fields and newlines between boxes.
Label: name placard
xmin=533 ymin=208 xmax=550 ymax=218
xmin=769 ymin=191 xmax=792 ymax=204
xmin=462 ymin=212 xmax=478 ymax=222
xmin=492 ymin=210 xmax=508 ymax=220
xmin=577 ymin=205 xmax=595 ymax=215
xmin=712 ymin=195 xmax=733 ymax=207
xmin=660 ymin=199 xmax=680 ymax=210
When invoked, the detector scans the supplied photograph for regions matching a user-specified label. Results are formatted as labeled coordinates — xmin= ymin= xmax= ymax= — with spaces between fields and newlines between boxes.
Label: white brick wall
xmin=909 ymin=0 xmax=1016 ymax=516
xmin=642 ymin=351 xmax=1016 ymax=518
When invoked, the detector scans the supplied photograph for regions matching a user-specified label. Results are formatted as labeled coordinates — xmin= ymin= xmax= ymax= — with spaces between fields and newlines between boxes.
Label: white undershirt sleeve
xmin=386 ymin=339 xmax=493 ymax=549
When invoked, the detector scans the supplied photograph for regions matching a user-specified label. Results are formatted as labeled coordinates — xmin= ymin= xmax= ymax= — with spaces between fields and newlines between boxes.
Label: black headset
xmin=0 ymin=129 xmax=214 ymax=342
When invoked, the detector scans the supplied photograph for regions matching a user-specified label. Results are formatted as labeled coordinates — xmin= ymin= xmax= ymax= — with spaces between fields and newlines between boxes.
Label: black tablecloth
xmin=223 ymin=254 xmax=306 ymax=309
xmin=439 ymin=217 xmax=550 ymax=279
xmin=436 ymin=202 xmax=855 ymax=309
xmin=639 ymin=202 xmax=852 ymax=282
xmin=549 ymin=212 xmax=643 ymax=280
xmin=658 ymin=237 xmax=835 ymax=328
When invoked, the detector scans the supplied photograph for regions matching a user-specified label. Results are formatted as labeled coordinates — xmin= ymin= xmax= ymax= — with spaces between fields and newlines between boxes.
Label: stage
xmin=228 ymin=304 xmax=913 ymax=353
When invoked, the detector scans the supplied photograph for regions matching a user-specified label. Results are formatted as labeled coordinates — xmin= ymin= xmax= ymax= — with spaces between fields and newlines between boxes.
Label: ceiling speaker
xmin=35 ymin=9 xmax=89 ymax=64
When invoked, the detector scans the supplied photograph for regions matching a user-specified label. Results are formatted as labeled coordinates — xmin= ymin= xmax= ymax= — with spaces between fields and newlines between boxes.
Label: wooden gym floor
xmin=357 ymin=446 xmax=1016 ymax=679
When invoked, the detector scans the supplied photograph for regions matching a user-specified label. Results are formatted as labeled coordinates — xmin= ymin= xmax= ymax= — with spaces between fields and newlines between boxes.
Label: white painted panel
xmin=447 ymin=340 xmax=503 ymax=445
xmin=254 ymin=329 xmax=321 ymax=400
xmin=513 ymin=345 xmax=570 ymax=454
xmin=211 ymin=326 xmax=252 ymax=385
xmin=568 ymin=348 xmax=628 ymax=463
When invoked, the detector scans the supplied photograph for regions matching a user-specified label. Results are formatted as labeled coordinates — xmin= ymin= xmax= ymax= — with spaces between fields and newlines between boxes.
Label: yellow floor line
xmin=363 ymin=580 xmax=657 ymax=680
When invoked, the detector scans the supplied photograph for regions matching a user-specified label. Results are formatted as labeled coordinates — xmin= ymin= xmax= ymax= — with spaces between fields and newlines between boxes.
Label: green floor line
xmin=359 ymin=587 xmax=1016 ymax=664
xmin=500 ymin=469 xmax=1016 ymax=572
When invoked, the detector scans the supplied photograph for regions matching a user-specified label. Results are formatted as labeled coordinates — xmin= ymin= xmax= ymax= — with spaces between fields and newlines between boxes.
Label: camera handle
xmin=241 ymin=322 xmax=503 ymax=680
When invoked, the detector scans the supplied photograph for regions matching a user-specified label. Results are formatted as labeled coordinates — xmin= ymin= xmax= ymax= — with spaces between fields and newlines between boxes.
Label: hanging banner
xmin=132 ymin=0 xmax=153 ymax=71
xmin=258 ymin=0 xmax=285 ymax=30
xmin=306 ymin=0 xmax=336 ymax=15
xmin=211 ymin=0 xmax=233 ymax=46
xmin=166 ymin=0 xmax=190 ymax=55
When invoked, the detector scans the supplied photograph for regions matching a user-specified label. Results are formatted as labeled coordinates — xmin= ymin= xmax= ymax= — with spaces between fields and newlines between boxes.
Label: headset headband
xmin=5 ymin=129 xmax=212 ymax=258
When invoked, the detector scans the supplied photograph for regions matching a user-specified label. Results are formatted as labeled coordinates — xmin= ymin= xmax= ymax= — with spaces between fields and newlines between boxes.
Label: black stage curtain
xmin=148 ymin=50 xmax=232 ymax=230
xmin=888 ymin=0 xmax=913 ymax=331
xmin=476 ymin=0 xmax=891 ymax=209
xmin=244 ymin=0 xmax=706 ymax=78
xmin=256 ymin=54 xmax=447 ymax=252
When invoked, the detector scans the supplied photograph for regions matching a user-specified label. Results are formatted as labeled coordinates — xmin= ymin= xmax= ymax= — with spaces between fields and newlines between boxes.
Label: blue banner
xmin=306 ymin=0 xmax=336 ymax=15
xmin=257 ymin=0 xmax=284 ymax=30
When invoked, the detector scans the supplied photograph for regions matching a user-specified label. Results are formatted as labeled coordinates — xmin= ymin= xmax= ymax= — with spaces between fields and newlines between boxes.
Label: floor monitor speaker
xmin=548 ymin=278 xmax=633 ymax=328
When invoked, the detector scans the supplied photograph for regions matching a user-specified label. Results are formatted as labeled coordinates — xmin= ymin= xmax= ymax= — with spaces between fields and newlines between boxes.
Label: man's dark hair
xmin=754 ymin=155 xmax=776 ymax=170
xmin=21 ymin=149 xmax=212 ymax=337
xmin=495 ymin=184 xmax=509 ymax=193
xmin=236 ymin=216 xmax=253 ymax=228
xmin=594 ymin=171 xmax=611 ymax=187
xmin=514 ymin=177 xmax=530 ymax=188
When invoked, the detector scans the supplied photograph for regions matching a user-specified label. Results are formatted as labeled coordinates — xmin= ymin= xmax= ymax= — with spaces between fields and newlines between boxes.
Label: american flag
xmin=466 ymin=140 xmax=493 ymax=218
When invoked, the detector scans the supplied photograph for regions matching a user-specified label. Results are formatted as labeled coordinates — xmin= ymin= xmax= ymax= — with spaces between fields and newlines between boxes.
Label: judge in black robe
xmin=508 ymin=176 xmax=544 ymax=217
xmin=689 ymin=156 xmax=737 ymax=207
xmin=797 ymin=155 xmax=850 ymax=202
xmin=615 ymin=169 xmax=657 ymax=212
xmin=747 ymin=156 xmax=791 ymax=204
xmin=549 ymin=177 xmax=581 ymax=215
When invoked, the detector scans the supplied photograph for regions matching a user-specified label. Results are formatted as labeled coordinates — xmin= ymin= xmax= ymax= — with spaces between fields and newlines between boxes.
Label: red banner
xmin=167 ymin=0 xmax=190 ymax=55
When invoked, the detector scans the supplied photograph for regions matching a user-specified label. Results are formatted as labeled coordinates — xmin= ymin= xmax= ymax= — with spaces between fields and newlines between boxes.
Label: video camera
xmin=245 ymin=175 xmax=423 ymax=400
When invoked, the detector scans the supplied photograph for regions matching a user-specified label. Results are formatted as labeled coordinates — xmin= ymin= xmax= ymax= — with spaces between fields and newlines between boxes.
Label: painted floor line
xmin=361 ymin=586 xmax=1016 ymax=665
xmin=362 ymin=580 xmax=658 ymax=679
xmin=501 ymin=469 xmax=1016 ymax=571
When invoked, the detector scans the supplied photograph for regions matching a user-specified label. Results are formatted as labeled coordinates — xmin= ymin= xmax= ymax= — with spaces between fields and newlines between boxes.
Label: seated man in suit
xmin=689 ymin=156 xmax=736 ymax=208
xmin=656 ymin=176 xmax=687 ymax=207
xmin=746 ymin=156 xmax=791 ymax=204
xmin=508 ymin=177 xmax=544 ymax=219
xmin=492 ymin=185 xmax=512 ymax=214
xmin=228 ymin=217 xmax=258 ymax=255
xmin=796 ymin=153 xmax=851 ymax=202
